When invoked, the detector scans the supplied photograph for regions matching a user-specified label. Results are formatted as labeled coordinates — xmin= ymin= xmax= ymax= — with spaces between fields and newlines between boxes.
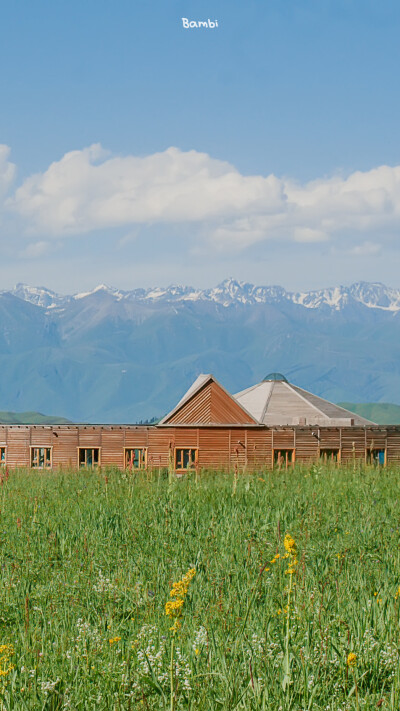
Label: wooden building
xmin=0 ymin=373 xmax=397 ymax=471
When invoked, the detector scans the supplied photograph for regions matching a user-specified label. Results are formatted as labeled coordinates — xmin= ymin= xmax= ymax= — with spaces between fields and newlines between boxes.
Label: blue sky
xmin=0 ymin=0 xmax=399 ymax=292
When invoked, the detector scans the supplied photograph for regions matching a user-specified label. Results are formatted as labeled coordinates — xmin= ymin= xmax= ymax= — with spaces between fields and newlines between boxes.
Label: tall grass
xmin=0 ymin=463 xmax=400 ymax=709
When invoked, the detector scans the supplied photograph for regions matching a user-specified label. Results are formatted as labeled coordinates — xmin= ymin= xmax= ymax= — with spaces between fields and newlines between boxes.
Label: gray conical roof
xmin=235 ymin=378 xmax=375 ymax=426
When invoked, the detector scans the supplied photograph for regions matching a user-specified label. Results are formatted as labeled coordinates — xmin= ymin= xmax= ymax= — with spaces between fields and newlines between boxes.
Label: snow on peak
xmin=9 ymin=283 xmax=67 ymax=308
xmin=3 ymin=280 xmax=400 ymax=312
xmin=74 ymin=284 xmax=126 ymax=301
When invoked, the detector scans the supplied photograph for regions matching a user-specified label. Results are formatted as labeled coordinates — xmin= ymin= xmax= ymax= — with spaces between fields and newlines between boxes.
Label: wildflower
xmin=165 ymin=599 xmax=184 ymax=616
xmin=0 ymin=644 xmax=14 ymax=679
xmin=283 ymin=535 xmax=298 ymax=577
xmin=165 ymin=568 xmax=196 ymax=634
xmin=395 ymin=586 xmax=400 ymax=600
xmin=109 ymin=636 xmax=121 ymax=646
xmin=347 ymin=652 xmax=357 ymax=667
xmin=192 ymin=626 xmax=207 ymax=655
xmin=284 ymin=534 xmax=296 ymax=555
xmin=41 ymin=678 xmax=60 ymax=694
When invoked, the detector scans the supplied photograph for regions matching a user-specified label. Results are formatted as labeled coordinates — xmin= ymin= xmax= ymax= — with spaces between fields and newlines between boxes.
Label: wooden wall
xmin=0 ymin=424 xmax=400 ymax=470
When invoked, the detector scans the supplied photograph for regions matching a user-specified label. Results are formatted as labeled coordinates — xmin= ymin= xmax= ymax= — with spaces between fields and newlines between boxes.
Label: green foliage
xmin=0 ymin=465 xmax=400 ymax=709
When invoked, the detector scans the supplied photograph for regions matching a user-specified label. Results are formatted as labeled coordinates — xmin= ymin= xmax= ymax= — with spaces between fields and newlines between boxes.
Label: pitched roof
xmin=235 ymin=377 xmax=375 ymax=426
xmin=159 ymin=374 xmax=257 ymax=426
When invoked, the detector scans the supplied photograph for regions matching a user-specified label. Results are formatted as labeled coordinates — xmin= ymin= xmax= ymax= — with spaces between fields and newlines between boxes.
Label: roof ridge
xmin=292 ymin=384 xmax=374 ymax=422
xmin=160 ymin=374 xmax=257 ymax=425
xmin=234 ymin=382 xmax=261 ymax=398
xmin=284 ymin=381 xmax=328 ymax=417
xmin=159 ymin=374 xmax=213 ymax=424
xmin=260 ymin=380 xmax=275 ymax=423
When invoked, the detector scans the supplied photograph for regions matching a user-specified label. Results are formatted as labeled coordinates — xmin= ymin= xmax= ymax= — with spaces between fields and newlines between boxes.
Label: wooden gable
xmin=162 ymin=377 xmax=257 ymax=425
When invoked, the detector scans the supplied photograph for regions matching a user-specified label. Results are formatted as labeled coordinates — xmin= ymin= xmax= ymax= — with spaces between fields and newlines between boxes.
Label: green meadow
xmin=1 ymin=464 xmax=400 ymax=710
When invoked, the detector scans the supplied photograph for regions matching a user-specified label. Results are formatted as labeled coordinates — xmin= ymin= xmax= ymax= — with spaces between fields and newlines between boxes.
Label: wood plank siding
xmin=1 ymin=424 xmax=400 ymax=471
xmin=163 ymin=378 xmax=256 ymax=425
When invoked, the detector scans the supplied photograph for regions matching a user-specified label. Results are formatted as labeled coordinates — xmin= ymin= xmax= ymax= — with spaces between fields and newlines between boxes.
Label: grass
xmin=0 ymin=463 xmax=400 ymax=709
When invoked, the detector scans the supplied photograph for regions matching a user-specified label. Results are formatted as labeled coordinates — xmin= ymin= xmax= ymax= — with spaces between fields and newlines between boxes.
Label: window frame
xmin=174 ymin=447 xmax=198 ymax=472
xmin=30 ymin=446 xmax=53 ymax=469
xmin=78 ymin=447 xmax=101 ymax=468
xmin=124 ymin=447 xmax=148 ymax=470
xmin=272 ymin=448 xmax=295 ymax=469
xmin=0 ymin=446 xmax=6 ymax=466
xmin=366 ymin=448 xmax=386 ymax=466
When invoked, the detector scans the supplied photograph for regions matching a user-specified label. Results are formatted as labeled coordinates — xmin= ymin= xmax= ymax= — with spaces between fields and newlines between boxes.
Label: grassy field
xmin=0 ymin=464 xmax=400 ymax=710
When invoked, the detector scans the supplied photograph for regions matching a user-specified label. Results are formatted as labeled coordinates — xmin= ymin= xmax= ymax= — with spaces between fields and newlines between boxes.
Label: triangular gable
xmin=159 ymin=374 xmax=257 ymax=425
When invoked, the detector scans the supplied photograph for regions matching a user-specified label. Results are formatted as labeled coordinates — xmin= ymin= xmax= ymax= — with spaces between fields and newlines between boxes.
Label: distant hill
xmin=1 ymin=279 xmax=400 ymax=422
xmin=0 ymin=411 xmax=71 ymax=425
xmin=337 ymin=403 xmax=400 ymax=425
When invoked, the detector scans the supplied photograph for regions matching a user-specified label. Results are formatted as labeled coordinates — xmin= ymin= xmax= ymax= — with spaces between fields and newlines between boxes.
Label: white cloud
xmin=3 ymin=143 xmax=400 ymax=254
xmin=19 ymin=240 xmax=49 ymax=259
xmin=0 ymin=145 xmax=16 ymax=197
xmin=293 ymin=227 xmax=329 ymax=243
xmin=8 ymin=144 xmax=285 ymax=234
xmin=347 ymin=241 xmax=382 ymax=256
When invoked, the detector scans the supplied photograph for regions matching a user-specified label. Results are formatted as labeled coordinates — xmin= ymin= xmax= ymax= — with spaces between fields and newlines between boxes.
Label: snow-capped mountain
xmin=6 ymin=279 xmax=400 ymax=312
xmin=0 ymin=278 xmax=400 ymax=422
xmin=10 ymin=283 xmax=68 ymax=308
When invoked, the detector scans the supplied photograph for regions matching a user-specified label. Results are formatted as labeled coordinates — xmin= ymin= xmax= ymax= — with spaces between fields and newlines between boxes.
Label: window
xmin=0 ymin=447 xmax=6 ymax=465
xmin=175 ymin=448 xmax=198 ymax=471
xmin=273 ymin=449 xmax=295 ymax=468
xmin=31 ymin=447 xmax=52 ymax=468
xmin=320 ymin=448 xmax=340 ymax=463
xmin=124 ymin=447 xmax=147 ymax=469
xmin=366 ymin=449 xmax=386 ymax=466
xmin=79 ymin=448 xmax=100 ymax=468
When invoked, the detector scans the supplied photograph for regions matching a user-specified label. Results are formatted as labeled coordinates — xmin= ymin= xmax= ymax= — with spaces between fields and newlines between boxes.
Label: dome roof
xmin=263 ymin=372 xmax=288 ymax=382
xmin=235 ymin=376 xmax=375 ymax=426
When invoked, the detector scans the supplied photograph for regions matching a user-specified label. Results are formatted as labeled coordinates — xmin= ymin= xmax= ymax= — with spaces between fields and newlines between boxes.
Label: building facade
xmin=0 ymin=374 xmax=397 ymax=470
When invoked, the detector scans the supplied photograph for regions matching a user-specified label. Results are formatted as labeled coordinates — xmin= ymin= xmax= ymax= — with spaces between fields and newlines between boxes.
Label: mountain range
xmin=0 ymin=278 xmax=400 ymax=422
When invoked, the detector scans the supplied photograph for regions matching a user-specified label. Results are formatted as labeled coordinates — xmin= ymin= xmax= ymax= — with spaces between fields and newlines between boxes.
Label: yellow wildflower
xmin=347 ymin=652 xmax=357 ymax=667
xmin=284 ymin=534 xmax=296 ymax=555
xmin=0 ymin=644 xmax=14 ymax=678
xmin=165 ymin=568 xmax=196 ymax=633
xmin=108 ymin=636 xmax=121 ymax=646
xmin=395 ymin=586 xmax=400 ymax=600
xmin=165 ymin=599 xmax=184 ymax=616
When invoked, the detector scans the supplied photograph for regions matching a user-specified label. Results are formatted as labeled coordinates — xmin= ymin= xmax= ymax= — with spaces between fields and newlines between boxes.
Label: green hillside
xmin=338 ymin=402 xmax=400 ymax=425
xmin=0 ymin=411 xmax=71 ymax=425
